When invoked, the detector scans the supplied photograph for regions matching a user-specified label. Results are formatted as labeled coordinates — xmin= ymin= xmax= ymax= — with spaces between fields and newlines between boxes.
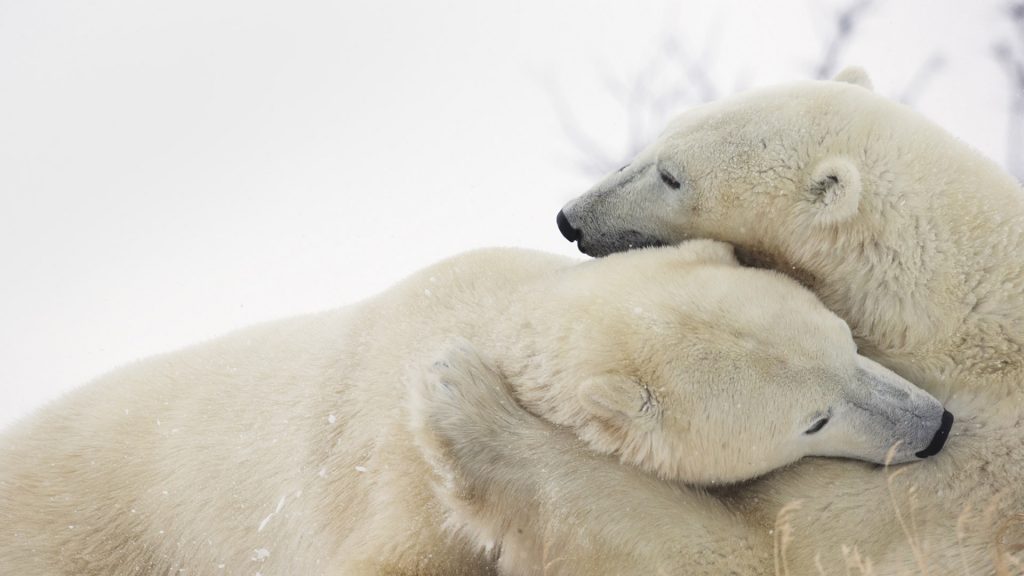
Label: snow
xmin=258 ymin=493 xmax=289 ymax=532
xmin=258 ymin=515 xmax=273 ymax=533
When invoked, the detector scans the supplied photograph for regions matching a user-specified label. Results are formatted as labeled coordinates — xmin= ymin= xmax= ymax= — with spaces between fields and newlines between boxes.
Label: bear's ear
xmin=578 ymin=375 xmax=659 ymax=429
xmin=803 ymin=157 xmax=862 ymax=225
xmin=833 ymin=66 xmax=874 ymax=91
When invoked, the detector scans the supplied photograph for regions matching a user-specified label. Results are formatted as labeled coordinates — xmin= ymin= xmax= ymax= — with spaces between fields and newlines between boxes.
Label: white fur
xmin=0 ymin=241 xmax=940 ymax=575
xmin=409 ymin=341 xmax=772 ymax=576
xmin=554 ymin=67 xmax=1024 ymax=572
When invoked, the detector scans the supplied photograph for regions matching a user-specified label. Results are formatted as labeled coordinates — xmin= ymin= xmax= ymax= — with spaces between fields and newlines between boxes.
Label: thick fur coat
xmin=0 ymin=242 xmax=937 ymax=575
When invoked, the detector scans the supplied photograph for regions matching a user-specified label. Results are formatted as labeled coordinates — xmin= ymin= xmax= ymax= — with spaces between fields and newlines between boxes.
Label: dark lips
xmin=915 ymin=409 xmax=954 ymax=458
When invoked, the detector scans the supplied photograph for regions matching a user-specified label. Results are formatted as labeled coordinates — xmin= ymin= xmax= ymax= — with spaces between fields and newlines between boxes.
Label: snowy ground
xmin=0 ymin=0 xmax=1017 ymax=430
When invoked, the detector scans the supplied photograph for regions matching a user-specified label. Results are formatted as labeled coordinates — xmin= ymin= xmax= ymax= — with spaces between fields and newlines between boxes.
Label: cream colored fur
xmin=409 ymin=342 xmax=772 ymax=576
xmin=546 ymin=67 xmax=1024 ymax=573
xmin=0 ymin=242 xmax=940 ymax=575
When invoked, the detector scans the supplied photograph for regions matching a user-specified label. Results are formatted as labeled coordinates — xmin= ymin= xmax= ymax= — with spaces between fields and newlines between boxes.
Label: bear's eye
xmin=659 ymin=169 xmax=681 ymax=190
xmin=804 ymin=417 xmax=830 ymax=435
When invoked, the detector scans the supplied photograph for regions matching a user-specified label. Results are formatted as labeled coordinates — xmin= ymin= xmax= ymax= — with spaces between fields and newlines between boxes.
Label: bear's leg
xmin=328 ymin=446 xmax=500 ymax=576
xmin=408 ymin=341 xmax=773 ymax=576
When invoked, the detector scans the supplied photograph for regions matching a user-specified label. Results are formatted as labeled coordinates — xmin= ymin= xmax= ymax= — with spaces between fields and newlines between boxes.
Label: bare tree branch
xmin=993 ymin=1 xmax=1024 ymax=181
xmin=548 ymin=25 xmax=732 ymax=178
xmin=554 ymin=0 xmax=878 ymax=178
xmin=812 ymin=0 xmax=875 ymax=79
xmin=552 ymin=0 xmax=949 ymax=180
xmin=994 ymin=42 xmax=1024 ymax=88
xmin=899 ymin=54 xmax=947 ymax=105
xmin=543 ymin=78 xmax=618 ymax=175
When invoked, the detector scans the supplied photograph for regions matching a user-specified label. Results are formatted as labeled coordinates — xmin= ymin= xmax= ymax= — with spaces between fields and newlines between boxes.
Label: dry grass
xmin=770 ymin=445 xmax=1023 ymax=576
xmin=994 ymin=514 xmax=1024 ymax=575
xmin=774 ymin=500 xmax=803 ymax=576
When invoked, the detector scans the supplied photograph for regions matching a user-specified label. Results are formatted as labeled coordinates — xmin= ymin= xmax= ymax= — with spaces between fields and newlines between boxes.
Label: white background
xmin=1 ymin=0 xmax=1019 ymax=429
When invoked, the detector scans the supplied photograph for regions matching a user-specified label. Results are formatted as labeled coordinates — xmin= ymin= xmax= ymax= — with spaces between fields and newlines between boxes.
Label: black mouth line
xmin=579 ymin=232 xmax=669 ymax=257
xmin=915 ymin=410 xmax=955 ymax=458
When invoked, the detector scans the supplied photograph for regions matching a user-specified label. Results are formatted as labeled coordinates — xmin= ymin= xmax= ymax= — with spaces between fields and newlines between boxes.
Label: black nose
xmin=557 ymin=210 xmax=581 ymax=243
xmin=915 ymin=409 xmax=954 ymax=458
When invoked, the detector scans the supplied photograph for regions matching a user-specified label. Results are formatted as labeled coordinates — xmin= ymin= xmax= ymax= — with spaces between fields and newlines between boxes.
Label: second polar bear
xmin=525 ymin=68 xmax=1024 ymax=573
xmin=0 ymin=241 xmax=947 ymax=575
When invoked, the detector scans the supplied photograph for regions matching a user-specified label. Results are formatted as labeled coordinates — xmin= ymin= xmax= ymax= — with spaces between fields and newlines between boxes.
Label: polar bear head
xmin=556 ymin=68 xmax=905 ymax=258
xmin=516 ymin=241 xmax=951 ymax=485
xmin=554 ymin=68 xmax=1024 ymax=372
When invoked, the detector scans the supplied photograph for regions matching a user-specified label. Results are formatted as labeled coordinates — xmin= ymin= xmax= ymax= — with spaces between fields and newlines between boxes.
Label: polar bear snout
xmin=556 ymin=210 xmax=582 ymax=243
xmin=558 ymin=160 xmax=686 ymax=257
xmin=557 ymin=203 xmax=669 ymax=257
xmin=883 ymin=401 xmax=949 ymax=463
xmin=818 ymin=356 xmax=954 ymax=466
xmin=915 ymin=409 xmax=954 ymax=459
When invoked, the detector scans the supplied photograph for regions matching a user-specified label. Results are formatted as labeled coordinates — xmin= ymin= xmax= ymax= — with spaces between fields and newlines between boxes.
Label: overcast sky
xmin=0 ymin=0 xmax=1017 ymax=429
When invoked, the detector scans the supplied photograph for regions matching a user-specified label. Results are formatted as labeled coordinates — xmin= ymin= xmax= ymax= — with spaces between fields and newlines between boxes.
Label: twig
xmin=899 ymin=54 xmax=947 ymax=105
xmin=812 ymin=0 xmax=876 ymax=79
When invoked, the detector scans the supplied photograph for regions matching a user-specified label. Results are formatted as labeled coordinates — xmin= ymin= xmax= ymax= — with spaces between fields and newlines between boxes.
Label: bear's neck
xmin=775 ymin=154 xmax=1024 ymax=401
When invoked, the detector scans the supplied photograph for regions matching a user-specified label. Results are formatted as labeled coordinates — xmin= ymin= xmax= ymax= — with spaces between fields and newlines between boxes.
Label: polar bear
xmin=410 ymin=342 xmax=772 ymax=576
xmin=439 ymin=68 xmax=1024 ymax=573
xmin=0 ymin=241 xmax=947 ymax=575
